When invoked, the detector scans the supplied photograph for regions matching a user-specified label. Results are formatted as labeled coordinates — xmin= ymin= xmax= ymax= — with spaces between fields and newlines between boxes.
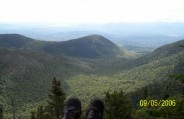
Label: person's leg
xmin=86 ymin=98 xmax=105 ymax=119
xmin=61 ymin=97 xmax=81 ymax=119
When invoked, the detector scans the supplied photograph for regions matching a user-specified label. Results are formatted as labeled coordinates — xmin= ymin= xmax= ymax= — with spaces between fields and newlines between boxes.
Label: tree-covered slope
xmin=0 ymin=34 xmax=34 ymax=48
xmin=65 ymin=39 xmax=184 ymax=107
xmin=0 ymin=48 xmax=97 ymax=111
xmin=0 ymin=34 xmax=124 ymax=58
xmin=119 ymin=39 xmax=184 ymax=69
xmin=43 ymin=34 xmax=124 ymax=58
xmin=143 ymin=39 xmax=184 ymax=61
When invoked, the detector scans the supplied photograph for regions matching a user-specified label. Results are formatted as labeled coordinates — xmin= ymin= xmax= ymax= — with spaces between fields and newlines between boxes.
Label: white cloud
xmin=0 ymin=0 xmax=184 ymax=24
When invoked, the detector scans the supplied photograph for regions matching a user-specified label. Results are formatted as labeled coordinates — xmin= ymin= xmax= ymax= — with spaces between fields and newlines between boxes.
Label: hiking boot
xmin=86 ymin=98 xmax=105 ymax=119
xmin=61 ymin=97 xmax=81 ymax=119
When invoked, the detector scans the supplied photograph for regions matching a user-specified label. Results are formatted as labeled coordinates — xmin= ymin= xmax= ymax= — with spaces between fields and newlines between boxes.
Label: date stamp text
xmin=139 ymin=100 xmax=176 ymax=107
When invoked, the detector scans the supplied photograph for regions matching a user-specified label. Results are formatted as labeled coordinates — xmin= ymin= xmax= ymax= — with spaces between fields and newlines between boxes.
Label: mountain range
xmin=1 ymin=22 xmax=184 ymax=54
xmin=0 ymin=33 xmax=184 ymax=117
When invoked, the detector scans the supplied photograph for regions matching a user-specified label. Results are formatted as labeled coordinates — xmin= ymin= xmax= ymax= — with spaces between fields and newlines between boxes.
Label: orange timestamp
xmin=139 ymin=100 xmax=176 ymax=107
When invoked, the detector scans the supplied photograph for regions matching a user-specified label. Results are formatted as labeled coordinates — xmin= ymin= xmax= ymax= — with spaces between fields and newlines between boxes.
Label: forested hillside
xmin=0 ymin=48 xmax=95 ymax=112
xmin=0 ymin=34 xmax=124 ymax=58
xmin=0 ymin=34 xmax=184 ymax=118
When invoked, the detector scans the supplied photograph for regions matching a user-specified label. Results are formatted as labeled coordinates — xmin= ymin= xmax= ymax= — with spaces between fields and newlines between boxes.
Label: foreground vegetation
xmin=1 ymin=76 xmax=183 ymax=119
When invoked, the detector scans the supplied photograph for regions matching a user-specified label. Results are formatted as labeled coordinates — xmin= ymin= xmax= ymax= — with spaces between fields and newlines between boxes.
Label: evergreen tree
xmin=170 ymin=74 xmax=184 ymax=95
xmin=163 ymin=83 xmax=170 ymax=100
xmin=170 ymin=74 xmax=184 ymax=83
xmin=163 ymin=91 xmax=170 ymax=100
xmin=30 ymin=111 xmax=36 ymax=119
xmin=46 ymin=77 xmax=66 ymax=119
xmin=10 ymin=97 xmax=16 ymax=119
xmin=143 ymin=87 xmax=148 ymax=99
xmin=36 ymin=106 xmax=43 ymax=119
xmin=0 ymin=106 xmax=3 ymax=119
xmin=104 ymin=90 xmax=132 ymax=119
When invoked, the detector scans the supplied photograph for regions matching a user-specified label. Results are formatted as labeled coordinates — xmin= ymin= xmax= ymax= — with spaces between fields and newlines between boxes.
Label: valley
xmin=0 ymin=33 xmax=184 ymax=118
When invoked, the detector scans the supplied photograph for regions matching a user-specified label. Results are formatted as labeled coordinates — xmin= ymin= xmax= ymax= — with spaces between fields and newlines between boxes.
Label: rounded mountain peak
xmin=56 ymin=34 xmax=124 ymax=58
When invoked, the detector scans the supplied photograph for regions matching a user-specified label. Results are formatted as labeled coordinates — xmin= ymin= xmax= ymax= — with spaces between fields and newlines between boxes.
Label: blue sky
xmin=0 ymin=0 xmax=184 ymax=24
